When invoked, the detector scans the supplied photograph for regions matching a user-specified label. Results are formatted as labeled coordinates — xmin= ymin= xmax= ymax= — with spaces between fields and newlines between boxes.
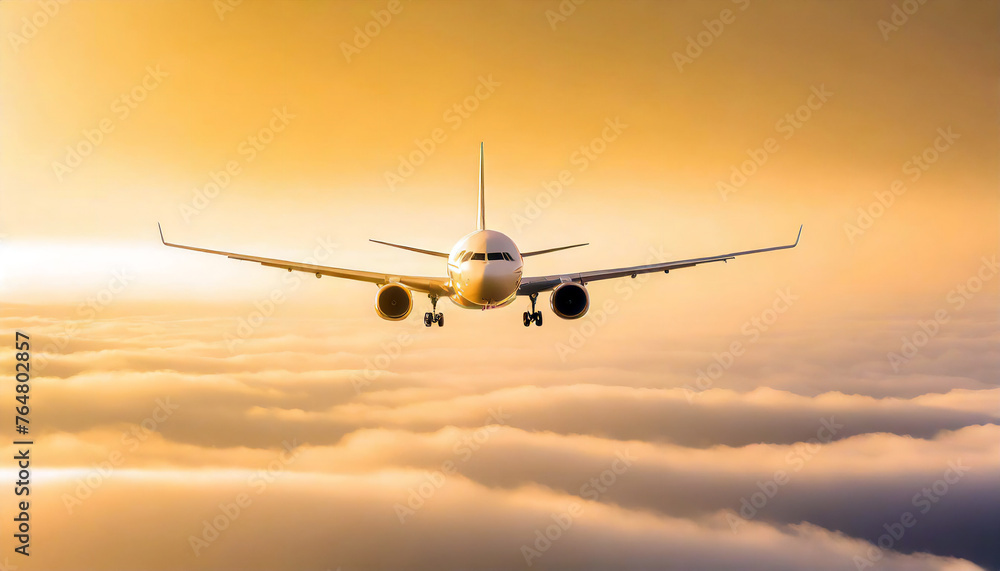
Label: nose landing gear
xmin=522 ymin=292 xmax=543 ymax=327
xmin=424 ymin=295 xmax=444 ymax=327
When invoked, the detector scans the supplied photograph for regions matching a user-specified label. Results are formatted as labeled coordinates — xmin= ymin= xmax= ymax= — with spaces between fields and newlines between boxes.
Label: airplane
xmin=158 ymin=143 xmax=801 ymax=328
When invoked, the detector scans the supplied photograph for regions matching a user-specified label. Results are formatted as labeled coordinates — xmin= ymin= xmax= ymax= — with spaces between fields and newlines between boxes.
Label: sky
xmin=0 ymin=0 xmax=998 ymax=569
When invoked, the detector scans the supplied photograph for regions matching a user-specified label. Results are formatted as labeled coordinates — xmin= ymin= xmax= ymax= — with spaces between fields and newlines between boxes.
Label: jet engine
xmin=549 ymin=282 xmax=590 ymax=319
xmin=375 ymin=284 xmax=412 ymax=321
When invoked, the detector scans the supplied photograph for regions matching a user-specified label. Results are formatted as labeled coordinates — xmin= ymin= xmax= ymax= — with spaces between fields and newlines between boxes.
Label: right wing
xmin=517 ymin=225 xmax=802 ymax=296
xmin=159 ymin=224 xmax=453 ymax=297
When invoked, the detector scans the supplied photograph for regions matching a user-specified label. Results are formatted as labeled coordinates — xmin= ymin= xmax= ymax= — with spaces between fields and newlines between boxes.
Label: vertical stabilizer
xmin=477 ymin=142 xmax=485 ymax=231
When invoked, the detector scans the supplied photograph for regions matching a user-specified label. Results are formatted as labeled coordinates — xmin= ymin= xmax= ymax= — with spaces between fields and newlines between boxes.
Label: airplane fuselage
xmin=446 ymin=230 xmax=522 ymax=309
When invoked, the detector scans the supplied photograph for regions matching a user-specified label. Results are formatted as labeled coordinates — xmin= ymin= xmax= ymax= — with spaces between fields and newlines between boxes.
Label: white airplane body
xmin=160 ymin=143 xmax=801 ymax=327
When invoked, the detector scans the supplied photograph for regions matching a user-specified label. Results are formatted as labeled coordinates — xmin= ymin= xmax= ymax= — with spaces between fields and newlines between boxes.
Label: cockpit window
xmin=487 ymin=252 xmax=504 ymax=261
xmin=461 ymin=251 xmax=474 ymax=262
xmin=502 ymin=252 xmax=513 ymax=261
xmin=471 ymin=253 xmax=486 ymax=261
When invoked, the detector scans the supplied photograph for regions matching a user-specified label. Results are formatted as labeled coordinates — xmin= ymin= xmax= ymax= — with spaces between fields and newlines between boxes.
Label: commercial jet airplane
xmin=159 ymin=143 xmax=801 ymax=327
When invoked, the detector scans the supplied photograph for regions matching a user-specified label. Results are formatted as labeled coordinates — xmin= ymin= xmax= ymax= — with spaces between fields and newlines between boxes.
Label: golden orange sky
xmin=0 ymin=1 xmax=998 ymax=570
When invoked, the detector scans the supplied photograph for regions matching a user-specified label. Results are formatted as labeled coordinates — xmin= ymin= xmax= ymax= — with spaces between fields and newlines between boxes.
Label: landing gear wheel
xmin=426 ymin=295 xmax=444 ymax=328
xmin=524 ymin=293 xmax=543 ymax=327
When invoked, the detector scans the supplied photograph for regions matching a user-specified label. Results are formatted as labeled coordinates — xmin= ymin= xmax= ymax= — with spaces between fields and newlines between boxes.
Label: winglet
xmin=477 ymin=142 xmax=485 ymax=231
xmin=793 ymin=224 xmax=803 ymax=247
xmin=157 ymin=222 xmax=166 ymax=244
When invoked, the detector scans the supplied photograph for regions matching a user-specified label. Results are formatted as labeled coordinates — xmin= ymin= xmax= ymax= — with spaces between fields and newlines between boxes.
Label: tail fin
xmin=477 ymin=142 xmax=485 ymax=231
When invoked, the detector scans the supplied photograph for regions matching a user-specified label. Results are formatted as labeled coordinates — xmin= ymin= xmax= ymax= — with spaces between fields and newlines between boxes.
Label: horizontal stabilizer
xmin=370 ymin=239 xmax=450 ymax=258
xmin=521 ymin=243 xmax=589 ymax=257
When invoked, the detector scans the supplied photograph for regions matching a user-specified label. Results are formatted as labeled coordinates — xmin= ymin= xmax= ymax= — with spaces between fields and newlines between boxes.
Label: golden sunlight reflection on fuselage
xmin=447 ymin=230 xmax=523 ymax=308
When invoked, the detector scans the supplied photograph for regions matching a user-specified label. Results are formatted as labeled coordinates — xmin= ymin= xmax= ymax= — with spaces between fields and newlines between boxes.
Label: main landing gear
xmin=523 ymin=293 xmax=543 ymax=327
xmin=424 ymin=295 xmax=444 ymax=327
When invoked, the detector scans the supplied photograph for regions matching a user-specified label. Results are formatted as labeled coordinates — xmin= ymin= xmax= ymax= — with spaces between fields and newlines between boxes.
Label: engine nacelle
xmin=374 ymin=284 xmax=412 ymax=321
xmin=549 ymin=282 xmax=590 ymax=319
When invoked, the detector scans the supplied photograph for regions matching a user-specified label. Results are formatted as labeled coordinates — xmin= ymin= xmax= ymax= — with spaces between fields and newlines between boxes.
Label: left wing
xmin=159 ymin=224 xmax=453 ymax=297
xmin=521 ymin=243 xmax=589 ymax=257
xmin=517 ymin=225 xmax=802 ymax=296
xmin=369 ymin=239 xmax=449 ymax=258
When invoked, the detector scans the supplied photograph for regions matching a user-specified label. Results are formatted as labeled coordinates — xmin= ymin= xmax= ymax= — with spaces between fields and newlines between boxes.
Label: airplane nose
xmin=465 ymin=263 xmax=517 ymax=303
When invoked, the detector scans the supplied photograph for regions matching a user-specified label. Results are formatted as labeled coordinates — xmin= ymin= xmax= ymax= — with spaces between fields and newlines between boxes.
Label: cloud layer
xmin=2 ymin=298 xmax=996 ymax=570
